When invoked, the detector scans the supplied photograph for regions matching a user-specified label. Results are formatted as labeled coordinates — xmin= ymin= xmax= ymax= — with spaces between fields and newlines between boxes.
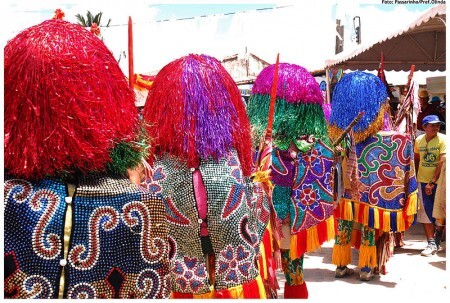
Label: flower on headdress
xmin=53 ymin=9 xmax=65 ymax=20
xmin=90 ymin=23 xmax=100 ymax=36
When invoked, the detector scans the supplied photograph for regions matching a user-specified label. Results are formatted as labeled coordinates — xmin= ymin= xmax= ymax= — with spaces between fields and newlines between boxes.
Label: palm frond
xmin=86 ymin=11 xmax=94 ymax=27
xmin=75 ymin=14 xmax=87 ymax=27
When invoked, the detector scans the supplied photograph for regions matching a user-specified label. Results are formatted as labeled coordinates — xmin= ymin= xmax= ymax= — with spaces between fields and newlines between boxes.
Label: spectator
xmin=416 ymin=90 xmax=441 ymax=134
xmin=414 ymin=115 xmax=446 ymax=256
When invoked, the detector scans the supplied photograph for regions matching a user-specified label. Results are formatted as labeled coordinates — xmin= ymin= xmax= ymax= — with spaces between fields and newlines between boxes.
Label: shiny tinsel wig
xmin=142 ymin=54 xmax=253 ymax=176
xmin=247 ymin=63 xmax=329 ymax=150
xmin=4 ymin=19 xmax=140 ymax=179
xmin=328 ymin=71 xmax=390 ymax=143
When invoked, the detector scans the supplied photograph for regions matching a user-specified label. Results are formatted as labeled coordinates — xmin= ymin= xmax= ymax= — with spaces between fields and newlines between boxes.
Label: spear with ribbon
xmin=394 ymin=65 xmax=416 ymax=136
xmin=251 ymin=54 xmax=281 ymax=242
xmin=252 ymin=54 xmax=279 ymax=190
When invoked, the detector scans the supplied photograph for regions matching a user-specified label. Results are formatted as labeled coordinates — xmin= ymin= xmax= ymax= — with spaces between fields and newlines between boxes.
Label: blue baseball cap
xmin=430 ymin=96 xmax=442 ymax=103
xmin=422 ymin=115 xmax=444 ymax=126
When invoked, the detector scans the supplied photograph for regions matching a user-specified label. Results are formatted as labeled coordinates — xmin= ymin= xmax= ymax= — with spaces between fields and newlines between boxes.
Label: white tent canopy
xmin=325 ymin=4 xmax=446 ymax=72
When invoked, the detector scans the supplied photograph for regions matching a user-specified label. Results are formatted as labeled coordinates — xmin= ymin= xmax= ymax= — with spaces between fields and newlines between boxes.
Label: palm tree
xmin=75 ymin=11 xmax=111 ymax=29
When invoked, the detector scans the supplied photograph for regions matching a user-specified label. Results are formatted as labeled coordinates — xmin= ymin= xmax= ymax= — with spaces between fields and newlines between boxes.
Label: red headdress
xmin=143 ymin=54 xmax=253 ymax=176
xmin=4 ymin=18 xmax=139 ymax=179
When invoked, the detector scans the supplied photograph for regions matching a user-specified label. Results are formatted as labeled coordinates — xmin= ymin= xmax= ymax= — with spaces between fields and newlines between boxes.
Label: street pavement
xmin=275 ymin=223 xmax=447 ymax=301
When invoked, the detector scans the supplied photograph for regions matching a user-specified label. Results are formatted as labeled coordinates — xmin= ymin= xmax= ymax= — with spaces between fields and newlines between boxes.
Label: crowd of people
xmin=3 ymin=10 xmax=446 ymax=299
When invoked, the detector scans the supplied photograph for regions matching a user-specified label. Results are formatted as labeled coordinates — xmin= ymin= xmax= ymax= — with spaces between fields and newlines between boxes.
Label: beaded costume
xmin=247 ymin=63 xmax=335 ymax=298
xmin=4 ymin=15 xmax=169 ymax=299
xmin=142 ymin=54 xmax=269 ymax=298
xmin=329 ymin=71 xmax=418 ymax=275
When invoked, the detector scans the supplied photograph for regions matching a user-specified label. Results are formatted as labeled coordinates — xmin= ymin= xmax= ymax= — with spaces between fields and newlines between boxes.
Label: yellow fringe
xmin=326 ymin=216 xmax=336 ymax=241
xmin=358 ymin=244 xmax=377 ymax=268
xmin=397 ymin=213 xmax=405 ymax=232
xmin=351 ymin=200 xmax=417 ymax=233
xmin=332 ymin=242 xmax=352 ymax=266
xmin=339 ymin=198 xmax=354 ymax=221
xmin=373 ymin=208 xmax=379 ymax=229
xmin=353 ymin=202 xmax=360 ymax=221
xmin=362 ymin=205 xmax=369 ymax=226
xmin=187 ymin=276 xmax=266 ymax=299
xmin=382 ymin=211 xmax=391 ymax=233
xmin=306 ymin=226 xmax=320 ymax=252
xmin=406 ymin=214 xmax=415 ymax=225
xmin=290 ymin=233 xmax=299 ymax=259
xmin=406 ymin=190 xmax=418 ymax=216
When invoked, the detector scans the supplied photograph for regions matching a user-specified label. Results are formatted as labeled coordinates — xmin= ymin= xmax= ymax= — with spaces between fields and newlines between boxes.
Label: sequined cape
xmin=336 ymin=132 xmax=418 ymax=232
xmin=143 ymin=149 xmax=270 ymax=295
xmin=271 ymin=140 xmax=335 ymax=234
xmin=4 ymin=174 xmax=169 ymax=299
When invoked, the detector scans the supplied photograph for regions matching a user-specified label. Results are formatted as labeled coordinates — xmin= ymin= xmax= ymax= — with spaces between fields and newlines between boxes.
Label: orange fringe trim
xmin=172 ymin=275 xmax=266 ymax=299
xmin=358 ymin=244 xmax=377 ymax=268
xmin=332 ymin=242 xmax=352 ymax=267
xmin=214 ymin=275 xmax=266 ymax=299
xmin=289 ymin=216 xmax=335 ymax=259
xmin=335 ymin=190 xmax=417 ymax=232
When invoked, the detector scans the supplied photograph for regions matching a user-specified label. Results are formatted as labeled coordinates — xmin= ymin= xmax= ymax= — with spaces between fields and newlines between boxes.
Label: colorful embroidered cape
xmin=4 ymin=175 xmax=169 ymax=299
xmin=143 ymin=149 xmax=269 ymax=298
xmin=271 ymin=140 xmax=335 ymax=257
xmin=335 ymin=132 xmax=418 ymax=232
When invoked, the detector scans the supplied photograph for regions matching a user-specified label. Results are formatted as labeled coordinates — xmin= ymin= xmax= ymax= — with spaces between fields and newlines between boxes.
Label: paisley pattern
xmin=4 ymin=179 xmax=66 ymax=298
xmin=353 ymin=133 xmax=418 ymax=210
xmin=4 ymin=175 xmax=170 ymax=299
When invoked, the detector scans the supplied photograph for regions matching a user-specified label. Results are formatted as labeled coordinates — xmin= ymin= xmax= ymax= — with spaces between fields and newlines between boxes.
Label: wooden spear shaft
xmin=128 ymin=16 xmax=134 ymax=89
xmin=332 ymin=111 xmax=365 ymax=147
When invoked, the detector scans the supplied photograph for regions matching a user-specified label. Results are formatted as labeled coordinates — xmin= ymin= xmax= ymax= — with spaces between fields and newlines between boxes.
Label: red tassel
xmin=333 ymin=203 xmax=341 ymax=219
xmin=357 ymin=203 xmax=365 ymax=224
xmin=172 ymin=292 xmax=194 ymax=299
xmin=284 ymin=282 xmax=308 ymax=299
xmin=353 ymin=230 xmax=362 ymax=249
xmin=296 ymin=230 xmax=307 ymax=256
xmin=262 ymin=230 xmax=272 ymax=259
xmin=379 ymin=209 xmax=384 ymax=229
xmin=317 ymin=220 xmax=328 ymax=244
xmin=242 ymin=279 xmax=262 ymax=298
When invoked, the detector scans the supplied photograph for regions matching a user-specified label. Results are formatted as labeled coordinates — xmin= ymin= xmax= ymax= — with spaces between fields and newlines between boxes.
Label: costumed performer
xmin=141 ymin=53 xmax=270 ymax=298
xmin=247 ymin=63 xmax=336 ymax=298
xmin=4 ymin=12 xmax=170 ymax=299
xmin=329 ymin=71 xmax=418 ymax=281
